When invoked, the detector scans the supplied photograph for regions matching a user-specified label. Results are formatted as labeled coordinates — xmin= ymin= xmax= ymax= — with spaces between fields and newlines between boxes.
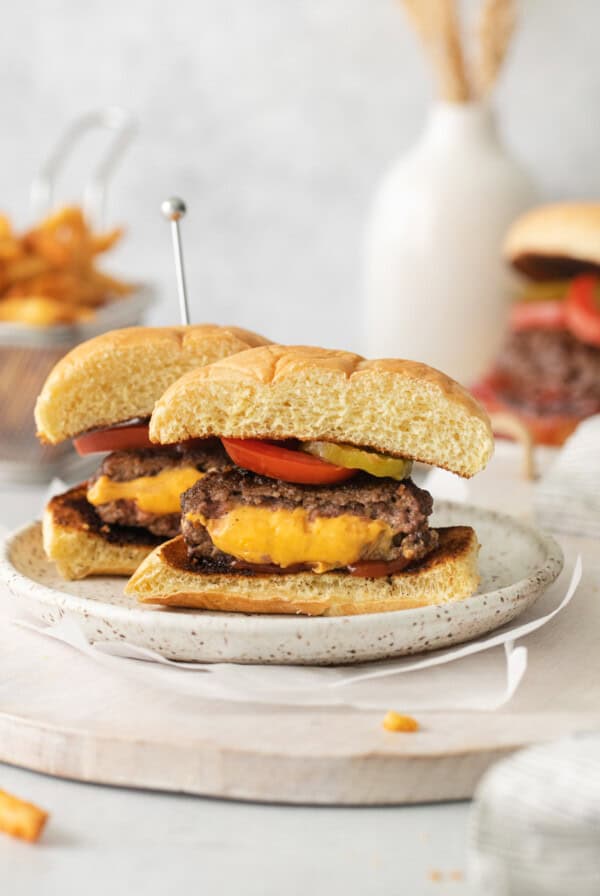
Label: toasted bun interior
xmin=35 ymin=324 xmax=269 ymax=444
xmin=43 ymin=485 xmax=162 ymax=579
xmin=150 ymin=345 xmax=493 ymax=478
xmin=504 ymin=202 xmax=600 ymax=279
xmin=125 ymin=526 xmax=480 ymax=615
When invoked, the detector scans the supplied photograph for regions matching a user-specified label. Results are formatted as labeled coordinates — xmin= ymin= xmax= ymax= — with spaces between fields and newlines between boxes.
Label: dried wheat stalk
xmin=400 ymin=0 xmax=470 ymax=102
xmin=475 ymin=0 xmax=517 ymax=96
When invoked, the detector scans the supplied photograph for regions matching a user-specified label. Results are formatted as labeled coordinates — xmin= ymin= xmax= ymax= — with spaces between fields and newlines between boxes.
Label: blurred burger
xmin=474 ymin=203 xmax=600 ymax=445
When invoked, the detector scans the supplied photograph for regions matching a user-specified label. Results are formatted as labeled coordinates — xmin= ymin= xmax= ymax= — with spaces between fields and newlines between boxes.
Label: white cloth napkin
xmin=468 ymin=732 xmax=600 ymax=894
xmin=534 ymin=415 xmax=600 ymax=537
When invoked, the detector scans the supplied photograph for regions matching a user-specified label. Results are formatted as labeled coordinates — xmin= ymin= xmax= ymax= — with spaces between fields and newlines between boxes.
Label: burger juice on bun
xmin=126 ymin=345 xmax=494 ymax=616
xmin=35 ymin=325 xmax=269 ymax=579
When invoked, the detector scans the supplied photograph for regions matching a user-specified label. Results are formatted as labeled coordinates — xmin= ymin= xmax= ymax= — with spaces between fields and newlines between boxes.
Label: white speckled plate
xmin=0 ymin=502 xmax=563 ymax=665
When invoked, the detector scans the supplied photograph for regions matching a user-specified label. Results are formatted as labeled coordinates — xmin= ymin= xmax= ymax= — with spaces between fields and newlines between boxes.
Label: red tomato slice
xmin=347 ymin=556 xmax=412 ymax=578
xmin=221 ymin=438 xmax=356 ymax=484
xmin=74 ymin=424 xmax=154 ymax=455
xmin=509 ymin=300 xmax=567 ymax=332
xmin=471 ymin=376 xmax=581 ymax=447
xmin=520 ymin=413 xmax=580 ymax=447
xmin=565 ymin=275 xmax=600 ymax=347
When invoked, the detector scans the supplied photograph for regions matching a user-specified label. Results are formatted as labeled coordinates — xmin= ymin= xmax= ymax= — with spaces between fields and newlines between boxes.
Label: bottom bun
xmin=126 ymin=526 xmax=480 ymax=616
xmin=43 ymin=484 xmax=163 ymax=580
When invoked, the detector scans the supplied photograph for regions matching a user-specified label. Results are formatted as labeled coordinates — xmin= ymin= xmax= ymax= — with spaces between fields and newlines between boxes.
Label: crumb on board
xmin=427 ymin=869 xmax=464 ymax=883
xmin=382 ymin=710 xmax=419 ymax=732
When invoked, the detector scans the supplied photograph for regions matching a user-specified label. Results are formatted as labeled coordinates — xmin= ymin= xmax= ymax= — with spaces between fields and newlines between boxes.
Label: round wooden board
xmin=1 ymin=603 xmax=597 ymax=805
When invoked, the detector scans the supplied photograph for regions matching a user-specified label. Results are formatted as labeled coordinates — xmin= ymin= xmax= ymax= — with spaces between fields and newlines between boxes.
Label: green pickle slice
xmin=519 ymin=280 xmax=570 ymax=302
xmin=301 ymin=441 xmax=413 ymax=480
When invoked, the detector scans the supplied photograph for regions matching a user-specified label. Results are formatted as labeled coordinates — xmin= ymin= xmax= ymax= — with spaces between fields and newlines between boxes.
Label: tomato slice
xmin=565 ymin=275 xmax=600 ymax=347
xmin=509 ymin=300 xmax=566 ymax=332
xmin=347 ymin=556 xmax=413 ymax=578
xmin=471 ymin=376 xmax=581 ymax=447
xmin=74 ymin=423 xmax=154 ymax=455
xmin=221 ymin=438 xmax=356 ymax=484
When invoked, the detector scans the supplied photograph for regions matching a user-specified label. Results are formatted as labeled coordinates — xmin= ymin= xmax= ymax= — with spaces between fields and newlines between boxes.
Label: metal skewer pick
xmin=161 ymin=196 xmax=191 ymax=325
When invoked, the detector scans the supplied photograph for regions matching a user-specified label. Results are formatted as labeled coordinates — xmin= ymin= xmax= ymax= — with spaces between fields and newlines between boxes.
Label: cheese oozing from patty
xmin=186 ymin=506 xmax=394 ymax=573
xmin=88 ymin=467 xmax=205 ymax=516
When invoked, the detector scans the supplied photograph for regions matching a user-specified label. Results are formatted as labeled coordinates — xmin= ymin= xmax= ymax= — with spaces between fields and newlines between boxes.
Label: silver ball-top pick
xmin=161 ymin=196 xmax=190 ymax=325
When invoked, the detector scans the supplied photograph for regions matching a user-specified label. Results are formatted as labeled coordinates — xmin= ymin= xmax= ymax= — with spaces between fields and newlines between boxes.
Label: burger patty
xmin=91 ymin=439 xmax=230 ymax=483
xmin=93 ymin=502 xmax=182 ymax=538
xmin=181 ymin=468 xmax=438 ymax=569
xmin=90 ymin=440 xmax=230 ymax=537
xmin=495 ymin=329 xmax=600 ymax=415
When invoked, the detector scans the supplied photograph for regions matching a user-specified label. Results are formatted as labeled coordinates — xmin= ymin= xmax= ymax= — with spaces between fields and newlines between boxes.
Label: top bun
xmin=150 ymin=345 xmax=493 ymax=478
xmin=35 ymin=324 xmax=269 ymax=444
xmin=504 ymin=202 xmax=600 ymax=279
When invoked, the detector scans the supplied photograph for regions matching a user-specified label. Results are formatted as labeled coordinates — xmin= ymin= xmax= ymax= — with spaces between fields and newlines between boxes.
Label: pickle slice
xmin=519 ymin=280 xmax=570 ymax=302
xmin=301 ymin=441 xmax=413 ymax=480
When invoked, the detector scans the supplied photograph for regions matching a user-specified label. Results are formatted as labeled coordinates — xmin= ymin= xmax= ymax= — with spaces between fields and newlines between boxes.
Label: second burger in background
xmin=475 ymin=202 xmax=600 ymax=445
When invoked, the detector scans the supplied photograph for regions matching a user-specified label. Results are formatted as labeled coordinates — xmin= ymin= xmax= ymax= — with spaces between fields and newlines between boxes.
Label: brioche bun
xmin=149 ymin=345 xmax=493 ymax=478
xmin=504 ymin=202 xmax=600 ymax=279
xmin=125 ymin=526 xmax=480 ymax=615
xmin=43 ymin=485 xmax=162 ymax=580
xmin=35 ymin=324 xmax=269 ymax=445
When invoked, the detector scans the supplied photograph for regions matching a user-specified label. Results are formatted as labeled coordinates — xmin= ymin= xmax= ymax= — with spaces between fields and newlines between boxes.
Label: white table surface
xmin=0 ymin=446 xmax=560 ymax=895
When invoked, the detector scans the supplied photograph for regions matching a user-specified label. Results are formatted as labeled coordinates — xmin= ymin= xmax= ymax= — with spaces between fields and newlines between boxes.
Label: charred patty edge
xmin=47 ymin=485 xmax=164 ymax=548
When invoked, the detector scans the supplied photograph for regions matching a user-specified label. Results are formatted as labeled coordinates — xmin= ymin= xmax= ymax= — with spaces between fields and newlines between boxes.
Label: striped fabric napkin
xmin=468 ymin=733 xmax=600 ymax=894
xmin=534 ymin=415 xmax=600 ymax=538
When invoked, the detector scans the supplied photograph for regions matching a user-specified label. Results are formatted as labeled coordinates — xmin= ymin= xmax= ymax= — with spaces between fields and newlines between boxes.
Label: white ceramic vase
xmin=364 ymin=102 xmax=538 ymax=385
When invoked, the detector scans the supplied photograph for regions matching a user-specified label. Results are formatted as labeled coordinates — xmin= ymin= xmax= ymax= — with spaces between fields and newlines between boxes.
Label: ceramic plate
xmin=0 ymin=502 xmax=563 ymax=665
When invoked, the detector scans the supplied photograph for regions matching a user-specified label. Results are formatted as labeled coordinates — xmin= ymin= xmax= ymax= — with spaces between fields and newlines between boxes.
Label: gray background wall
xmin=1 ymin=0 xmax=598 ymax=352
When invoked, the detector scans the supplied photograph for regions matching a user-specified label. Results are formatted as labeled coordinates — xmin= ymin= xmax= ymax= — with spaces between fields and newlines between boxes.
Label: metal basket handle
xmin=30 ymin=107 xmax=137 ymax=227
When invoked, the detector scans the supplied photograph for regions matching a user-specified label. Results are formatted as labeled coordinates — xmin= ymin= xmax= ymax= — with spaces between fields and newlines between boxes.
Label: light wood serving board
xmin=1 ymin=529 xmax=598 ymax=806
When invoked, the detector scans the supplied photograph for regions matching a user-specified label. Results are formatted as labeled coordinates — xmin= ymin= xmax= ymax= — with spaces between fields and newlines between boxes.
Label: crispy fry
xmin=91 ymin=227 xmax=123 ymax=254
xmin=0 ymin=236 xmax=20 ymax=261
xmin=89 ymin=269 xmax=134 ymax=297
xmin=0 ymin=789 xmax=48 ymax=842
xmin=382 ymin=711 xmax=419 ymax=732
xmin=0 ymin=214 xmax=12 ymax=239
xmin=3 ymin=256 xmax=49 ymax=283
xmin=0 ymin=205 xmax=131 ymax=326
xmin=0 ymin=296 xmax=94 ymax=325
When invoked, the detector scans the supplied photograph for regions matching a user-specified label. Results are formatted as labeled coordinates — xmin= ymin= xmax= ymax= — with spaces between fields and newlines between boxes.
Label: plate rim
xmin=0 ymin=501 xmax=564 ymax=635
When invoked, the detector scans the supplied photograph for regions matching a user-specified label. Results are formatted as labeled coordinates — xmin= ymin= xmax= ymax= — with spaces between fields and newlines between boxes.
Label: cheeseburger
xmin=475 ymin=202 xmax=600 ymax=445
xmin=126 ymin=345 xmax=494 ymax=616
xmin=35 ymin=324 xmax=268 ymax=579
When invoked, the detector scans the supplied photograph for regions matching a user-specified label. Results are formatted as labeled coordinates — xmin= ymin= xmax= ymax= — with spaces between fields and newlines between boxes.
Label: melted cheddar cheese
xmin=88 ymin=467 xmax=204 ymax=515
xmin=186 ymin=506 xmax=394 ymax=573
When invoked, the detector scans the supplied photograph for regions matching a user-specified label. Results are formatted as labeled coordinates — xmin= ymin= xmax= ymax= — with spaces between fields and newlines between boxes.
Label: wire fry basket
xmin=0 ymin=108 xmax=154 ymax=484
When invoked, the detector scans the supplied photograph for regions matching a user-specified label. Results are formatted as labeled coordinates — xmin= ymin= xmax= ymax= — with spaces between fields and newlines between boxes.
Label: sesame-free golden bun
xmin=43 ymin=485 xmax=162 ymax=580
xmin=149 ymin=345 xmax=493 ymax=478
xmin=504 ymin=202 xmax=600 ymax=279
xmin=35 ymin=324 xmax=269 ymax=445
xmin=125 ymin=526 xmax=480 ymax=615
